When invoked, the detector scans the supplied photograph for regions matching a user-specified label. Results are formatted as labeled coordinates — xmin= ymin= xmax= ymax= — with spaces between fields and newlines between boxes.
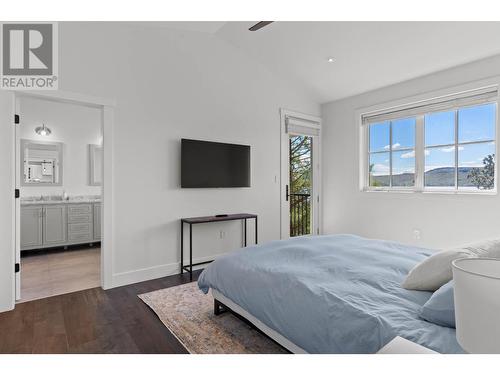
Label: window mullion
xmin=389 ymin=122 xmax=392 ymax=187
xmin=415 ymin=115 xmax=424 ymax=191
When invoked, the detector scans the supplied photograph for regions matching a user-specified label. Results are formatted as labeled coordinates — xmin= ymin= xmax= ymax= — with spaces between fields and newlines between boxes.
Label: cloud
xmin=441 ymin=146 xmax=464 ymax=153
xmin=393 ymin=168 xmax=415 ymax=174
xmin=371 ymin=163 xmax=390 ymax=176
xmin=400 ymin=150 xmax=429 ymax=159
xmin=401 ymin=151 xmax=415 ymax=159
xmin=462 ymin=160 xmax=483 ymax=167
xmin=383 ymin=142 xmax=401 ymax=150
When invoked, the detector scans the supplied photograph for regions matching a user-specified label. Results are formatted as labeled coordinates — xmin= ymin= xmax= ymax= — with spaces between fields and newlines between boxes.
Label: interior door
xmin=280 ymin=110 xmax=321 ymax=239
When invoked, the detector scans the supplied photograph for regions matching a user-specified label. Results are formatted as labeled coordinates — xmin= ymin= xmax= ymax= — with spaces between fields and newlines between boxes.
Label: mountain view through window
xmin=368 ymin=103 xmax=496 ymax=191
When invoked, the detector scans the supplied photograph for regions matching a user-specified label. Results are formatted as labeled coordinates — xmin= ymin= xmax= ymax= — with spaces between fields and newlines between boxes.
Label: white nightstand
xmin=377 ymin=336 xmax=438 ymax=354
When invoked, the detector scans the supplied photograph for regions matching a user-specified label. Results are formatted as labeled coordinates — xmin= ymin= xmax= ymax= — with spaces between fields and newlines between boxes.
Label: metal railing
xmin=290 ymin=193 xmax=311 ymax=237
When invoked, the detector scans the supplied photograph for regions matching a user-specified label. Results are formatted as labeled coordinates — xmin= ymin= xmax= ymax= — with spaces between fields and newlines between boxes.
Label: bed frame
xmin=213 ymin=298 xmax=292 ymax=353
xmin=212 ymin=291 xmax=307 ymax=354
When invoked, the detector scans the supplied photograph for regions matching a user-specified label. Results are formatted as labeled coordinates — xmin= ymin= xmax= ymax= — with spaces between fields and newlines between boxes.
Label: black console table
xmin=180 ymin=213 xmax=258 ymax=280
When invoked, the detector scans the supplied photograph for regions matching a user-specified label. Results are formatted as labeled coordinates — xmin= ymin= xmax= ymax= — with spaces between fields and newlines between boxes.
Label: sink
xmin=41 ymin=195 xmax=64 ymax=201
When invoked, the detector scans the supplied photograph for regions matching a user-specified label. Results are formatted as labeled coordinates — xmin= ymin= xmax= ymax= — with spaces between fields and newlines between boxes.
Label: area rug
xmin=138 ymin=282 xmax=287 ymax=354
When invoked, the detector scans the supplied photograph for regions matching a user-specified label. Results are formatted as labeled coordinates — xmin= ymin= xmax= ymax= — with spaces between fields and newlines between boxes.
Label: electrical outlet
xmin=219 ymin=230 xmax=226 ymax=239
xmin=413 ymin=229 xmax=421 ymax=240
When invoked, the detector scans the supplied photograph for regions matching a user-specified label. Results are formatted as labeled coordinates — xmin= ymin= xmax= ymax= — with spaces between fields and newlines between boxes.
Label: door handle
xmin=286 ymin=184 xmax=289 ymax=201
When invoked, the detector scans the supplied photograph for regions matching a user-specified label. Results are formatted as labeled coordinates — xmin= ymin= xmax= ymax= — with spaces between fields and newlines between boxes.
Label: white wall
xmin=0 ymin=23 xmax=319 ymax=309
xmin=322 ymin=54 xmax=500 ymax=250
xmin=52 ymin=23 xmax=318 ymax=287
xmin=19 ymin=97 xmax=102 ymax=197
xmin=0 ymin=91 xmax=15 ymax=312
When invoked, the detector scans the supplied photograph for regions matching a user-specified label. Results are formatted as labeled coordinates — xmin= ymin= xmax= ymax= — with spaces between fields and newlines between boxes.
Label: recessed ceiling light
xmin=327 ymin=57 xmax=335 ymax=63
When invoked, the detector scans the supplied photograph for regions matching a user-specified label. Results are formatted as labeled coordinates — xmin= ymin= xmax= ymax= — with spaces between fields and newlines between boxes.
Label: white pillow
xmin=461 ymin=239 xmax=500 ymax=258
xmin=402 ymin=248 xmax=473 ymax=291
xmin=402 ymin=239 xmax=500 ymax=291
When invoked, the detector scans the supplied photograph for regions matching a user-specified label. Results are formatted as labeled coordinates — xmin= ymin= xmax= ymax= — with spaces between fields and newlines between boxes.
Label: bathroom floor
xmin=19 ymin=246 xmax=100 ymax=303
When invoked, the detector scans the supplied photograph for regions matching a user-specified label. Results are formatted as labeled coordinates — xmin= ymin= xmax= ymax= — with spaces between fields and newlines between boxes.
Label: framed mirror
xmin=89 ymin=144 xmax=102 ymax=186
xmin=21 ymin=139 xmax=63 ymax=186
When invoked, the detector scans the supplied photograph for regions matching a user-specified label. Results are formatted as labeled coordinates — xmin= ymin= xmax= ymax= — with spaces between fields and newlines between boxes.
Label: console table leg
xmin=189 ymin=223 xmax=193 ymax=281
xmin=180 ymin=221 xmax=184 ymax=274
xmin=244 ymin=218 xmax=247 ymax=247
xmin=255 ymin=217 xmax=258 ymax=244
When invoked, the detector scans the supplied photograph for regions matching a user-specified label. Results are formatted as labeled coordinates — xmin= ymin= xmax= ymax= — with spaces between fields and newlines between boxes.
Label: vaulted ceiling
xmin=143 ymin=21 xmax=500 ymax=103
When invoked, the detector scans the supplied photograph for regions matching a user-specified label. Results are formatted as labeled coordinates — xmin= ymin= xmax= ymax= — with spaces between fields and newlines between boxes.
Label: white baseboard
xmin=110 ymin=252 xmax=227 ymax=288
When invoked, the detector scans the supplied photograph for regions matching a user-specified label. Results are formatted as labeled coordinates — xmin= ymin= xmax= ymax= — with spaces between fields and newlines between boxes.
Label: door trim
xmin=280 ymin=109 xmax=322 ymax=239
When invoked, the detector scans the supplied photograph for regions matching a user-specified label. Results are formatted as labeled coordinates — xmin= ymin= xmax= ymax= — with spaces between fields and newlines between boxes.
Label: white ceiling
xmin=134 ymin=21 xmax=500 ymax=104
xmin=210 ymin=22 xmax=500 ymax=103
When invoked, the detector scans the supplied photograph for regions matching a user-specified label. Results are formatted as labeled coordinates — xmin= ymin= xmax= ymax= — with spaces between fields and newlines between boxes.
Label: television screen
xmin=181 ymin=139 xmax=251 ymax=188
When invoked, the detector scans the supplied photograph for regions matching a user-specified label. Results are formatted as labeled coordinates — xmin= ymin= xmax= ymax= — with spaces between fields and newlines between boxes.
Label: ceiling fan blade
xmin=248 ymin=21 xmax=274 ymax=31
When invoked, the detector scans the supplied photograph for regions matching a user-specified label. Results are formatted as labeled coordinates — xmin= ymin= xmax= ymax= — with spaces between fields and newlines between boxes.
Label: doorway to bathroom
xmin=14 ymin=94 xmax=107 ymax=303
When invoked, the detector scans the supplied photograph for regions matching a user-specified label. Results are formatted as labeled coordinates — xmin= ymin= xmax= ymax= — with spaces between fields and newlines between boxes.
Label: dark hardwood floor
xmin=0 ymin=270 xmax=203 ymax=353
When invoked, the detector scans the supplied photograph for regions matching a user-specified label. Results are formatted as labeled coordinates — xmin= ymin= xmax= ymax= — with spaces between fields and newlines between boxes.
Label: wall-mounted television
xmin=181 ymin=139 xmax=251 ymax=188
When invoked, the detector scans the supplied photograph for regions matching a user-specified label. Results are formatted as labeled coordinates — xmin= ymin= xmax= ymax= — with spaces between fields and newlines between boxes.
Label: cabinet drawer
xmin=68 ymin=222 xmax=92 ymax=234
xmin=68 ymin=204 xmax=92 ymax=215
xmin=68 ymin=213 xmax=92 ymax=223
xmin=68 ymin=232 xmax=93 ymax=242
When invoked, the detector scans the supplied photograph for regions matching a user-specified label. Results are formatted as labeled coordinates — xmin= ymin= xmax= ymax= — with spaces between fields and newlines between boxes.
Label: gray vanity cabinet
xmin=43 ymin=205 xmax=68 ymax=246
xmin=20 ymin=206 xmax=43 ymax=249
xmin=93 ymin=203 xmax=101 ymax=240
xmin=21 ymin=201 xmax=101 ymax=251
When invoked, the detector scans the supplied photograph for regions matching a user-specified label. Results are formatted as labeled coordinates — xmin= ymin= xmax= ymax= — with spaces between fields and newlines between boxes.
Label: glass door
xmin=280 ymin=109 xmax=321 ymax=239
xmin=289 ymin=135 xmax=313 ymax=236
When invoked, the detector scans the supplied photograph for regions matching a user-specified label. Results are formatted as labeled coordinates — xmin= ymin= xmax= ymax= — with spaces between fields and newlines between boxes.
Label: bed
xmin=197 ymin=234 xmax=464 ymax=354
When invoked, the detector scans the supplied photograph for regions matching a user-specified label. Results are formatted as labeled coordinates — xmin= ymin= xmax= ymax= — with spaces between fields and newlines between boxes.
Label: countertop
xmin=21 ymin=196 xmax=101 ymax=206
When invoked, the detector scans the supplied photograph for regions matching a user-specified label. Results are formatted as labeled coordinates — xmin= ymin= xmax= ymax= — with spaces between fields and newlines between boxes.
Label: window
xmin=363 ymin=88 xmax=497 ymax=193
xmin=368 ymin=118 xmax=415 ymax=187
xmin=424 ymin=104 xmax=496 ymax=190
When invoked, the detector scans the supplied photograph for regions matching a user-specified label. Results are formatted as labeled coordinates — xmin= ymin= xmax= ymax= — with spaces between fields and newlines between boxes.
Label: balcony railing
xmin=290 ymin=193 xmax=311 ymax=237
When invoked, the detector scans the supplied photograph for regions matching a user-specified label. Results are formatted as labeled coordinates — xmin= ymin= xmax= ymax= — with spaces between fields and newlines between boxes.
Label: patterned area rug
xmin=138 ymin=282 xmax=287 ymax=354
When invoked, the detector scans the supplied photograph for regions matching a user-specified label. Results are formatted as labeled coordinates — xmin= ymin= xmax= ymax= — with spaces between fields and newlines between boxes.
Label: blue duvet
xmin=198 ymin=234 xmax=463 ymax=353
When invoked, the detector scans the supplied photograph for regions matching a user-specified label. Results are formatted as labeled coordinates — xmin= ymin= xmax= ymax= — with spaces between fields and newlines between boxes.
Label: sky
xmin=369 ymin=103 xmax=496 ymax=176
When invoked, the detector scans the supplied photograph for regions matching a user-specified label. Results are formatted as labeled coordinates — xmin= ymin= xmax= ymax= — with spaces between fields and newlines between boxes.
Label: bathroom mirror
xmin=89 ymin=144 xmax=102 ymax=186
xmin=21 ymin=139 xmax=63 ymax=186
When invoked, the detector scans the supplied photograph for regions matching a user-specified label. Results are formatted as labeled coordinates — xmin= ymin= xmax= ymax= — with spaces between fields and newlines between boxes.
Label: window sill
xmin=362 ymin=188 xmax=497 ymax=196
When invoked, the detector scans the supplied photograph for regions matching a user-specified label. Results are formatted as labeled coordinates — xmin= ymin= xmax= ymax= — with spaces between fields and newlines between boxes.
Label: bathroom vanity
xmin=21 ymin=197 xmax=101 ymax=251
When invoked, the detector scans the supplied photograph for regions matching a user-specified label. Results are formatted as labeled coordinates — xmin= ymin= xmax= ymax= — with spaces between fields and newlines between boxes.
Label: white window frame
xmin=358 ymin=78 xmax=500 ymax=195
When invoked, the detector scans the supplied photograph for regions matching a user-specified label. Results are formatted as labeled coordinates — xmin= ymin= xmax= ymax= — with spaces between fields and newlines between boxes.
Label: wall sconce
xmin=35 ymin=124 xmax=51 ymax=136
